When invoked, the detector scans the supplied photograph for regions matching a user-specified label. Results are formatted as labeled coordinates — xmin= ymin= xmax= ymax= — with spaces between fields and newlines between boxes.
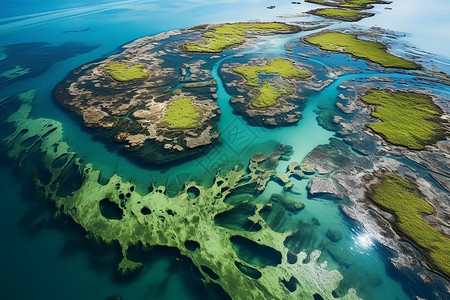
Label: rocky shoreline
xmin=301 ymin=73 xmax=450 ymax=282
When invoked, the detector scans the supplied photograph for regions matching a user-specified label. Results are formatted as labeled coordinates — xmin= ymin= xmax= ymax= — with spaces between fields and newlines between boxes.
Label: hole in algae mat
xmin=55 ymin=158 xmax=84 ymax=197
xmin=230 ymin=236 xmax=281 ymax=268
xmin=52 ymin=153 xmax=69 ymax=169
xmin=20 ymin=135 xmax=38 ymax=148
xmin=201 ymin=266 xmax=219 ymax=280
xmin=287 ymin=251 xmax=297 ymax=264
xmin=184 ymin=240 xmax=200 ymax=251
xmin=10 ymin=128 xmax=28 ymax=143
xmin=234 ymin=261 xmax=262 ymax=279
xmin=99 ymin=198 xmax=123 ymax=220
xmin=214 ymin=203 xmax=262 ymax=232
xmin=41 ymin=127 xmax=57 ymax=139
xmin=281 ymin=276 xmax=299 ymax=292
xmin=20 ymin=142 xmax=52 ymax=186
xmin=313 ymin=293 xmax=324 ymax=300
xmin=187 ymin=186 xmax=200 ymax=199
xmin=141 ymin=207 xmax=151 ymax=215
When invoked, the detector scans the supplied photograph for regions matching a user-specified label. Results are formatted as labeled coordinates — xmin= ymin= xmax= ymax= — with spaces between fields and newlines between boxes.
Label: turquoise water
xmin=1 ymin=1 xmax=449 ymax=299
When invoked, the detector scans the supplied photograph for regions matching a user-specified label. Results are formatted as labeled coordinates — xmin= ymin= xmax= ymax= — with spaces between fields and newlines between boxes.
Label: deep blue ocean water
xmin=0 ymin=1 xmax=449 ymax=299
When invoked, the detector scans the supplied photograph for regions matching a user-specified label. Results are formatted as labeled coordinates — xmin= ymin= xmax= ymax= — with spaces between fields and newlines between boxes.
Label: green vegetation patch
xmin=308 ymin=8 xmax=374 ymax=22
xmin=368 ymin=174 xmax=450 ymax=277
xmin=361 ymin=90 xmax=446 ymax=150
xmin=185 ymin=22 xmax=298 ymax=53
xmin=252 ymin=82 xmax=283 ymax=108
xmin=234 ymin=58 xmax=311 ymax=86
xmin=306 ymin=0 xmax=379 ymax=9
xmin=161 ymin=98 xmax=202 ymax=129
xmin=104 ymin=62 xmax=149 ymax=82
xmin=233 ymin=58 xmax=310 ymax=108
xmin=305 ymin=32 xmax=419 ymax=69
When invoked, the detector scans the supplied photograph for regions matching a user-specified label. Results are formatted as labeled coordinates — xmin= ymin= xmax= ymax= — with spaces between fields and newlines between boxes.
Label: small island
xmin=305 ymin=31 xmax=419 ymax=69
xmin=55 ymin=22 xmax=305 ymax=164
xmin=184 ymin=22 xmax=300 ymax=53
xmin=360 ymin=89 xmax=447 ymax=150
xmin=220 ymin=57 xmax=331 ymax=127
xmin=305 ymin=0 xmax=391 ymax=10
xmin=367 ymin=174 xmax=450 ymax=279
xmin=307 ymin=8 xmax=375 ymax=22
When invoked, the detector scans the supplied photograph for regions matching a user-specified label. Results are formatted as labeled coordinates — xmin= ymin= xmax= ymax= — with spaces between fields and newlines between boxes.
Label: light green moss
xmin=234 ymin=58 xmax=311 ymax=86
xmin=185 ymin=23 xmax=298 ymax=53
xmin=361 ymin=90 xmax=446 ymax=149
xmin=309 ymin=8 xmax=373 ymax=21
xmin=252 ymin=82 xmax=281 ymax=108
xmin=306 ymin=32 xmax=419 ymax=69
xmin=104 ymin=62 xmax=149 ymax=82
xmin=161 ymin=98 xmax=201 ymax=129
xmin=306 ymin=0 xmax=378 ymax=9
xmin=233 ymin=58 xmax=310 ymax=108
xmin=368 ymin=174 xmax=450 ymax=277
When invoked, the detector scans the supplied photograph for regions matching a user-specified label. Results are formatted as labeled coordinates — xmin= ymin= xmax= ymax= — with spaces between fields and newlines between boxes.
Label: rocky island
xmin=221 ymin=57 xmax=335 ymax=127
xmin=221 ymin=58 xmax=313 ymax=127
xmin=55 ymin=22 xmax=301 ymax=164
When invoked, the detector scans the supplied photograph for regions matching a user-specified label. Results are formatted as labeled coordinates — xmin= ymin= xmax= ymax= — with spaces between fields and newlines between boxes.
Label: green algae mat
xmin=233 ymin=58 xmax=310 ymax=108
xmin=161 ymin=98 xmax=202 ymax=129
xmin=104 ymin=62 xmax=149 ymax=82
xmin=361 ymin=90 xmax=446 ymax=149
xmin=308 ymin=8 xmax=374 ymax=22
xmin=368 ymin=174 xmax=450 ymax=278
xmin=3 ymin=91 xmax=360 ymax=300
xmin=233 ymin=58 xmax=310 ymax=86
xmin=185 ymin=23 xmax=298 ymax=53
xmin=305 ymin=32 xmax=419 ymax=69
xmin=306 ymin=0 xmax=382 ymax=9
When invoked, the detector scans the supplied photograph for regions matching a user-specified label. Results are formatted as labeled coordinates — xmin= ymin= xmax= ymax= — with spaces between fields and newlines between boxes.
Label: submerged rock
xmin=326 ymin=229 xmax=342 ymax=242
xmin=270 ymin=193 xmax=305 ymax=213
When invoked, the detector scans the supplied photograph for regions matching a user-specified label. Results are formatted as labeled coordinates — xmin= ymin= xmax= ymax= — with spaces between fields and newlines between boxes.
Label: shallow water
xmin=0 ymin=1 xmax=449 ymax=299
